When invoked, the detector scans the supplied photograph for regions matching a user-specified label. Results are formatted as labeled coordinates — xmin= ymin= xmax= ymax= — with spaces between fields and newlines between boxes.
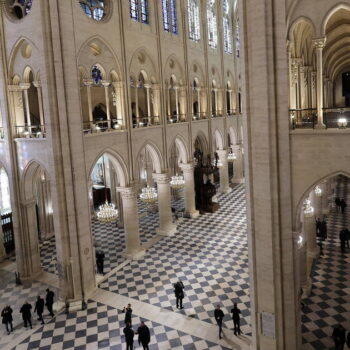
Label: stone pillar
xmin=167 ymin=87 xmax=171 ymax=118
xmin=84 ymin=80 xmax=93 ymax=123
xmin=313 ymin=37 xmax=326 ymax=128
xmin=0 ymin=223 xmax=6 ymax=262
xmin=311 ymin=187 xmax=322 ymax=220
xmin=321 ymin=181 xmax=330 ymax=215
xmin=153 ymin=173 xmax=177 ymax=236
xmin=299 ymin=66 xmax=307 ymax=109
xmin=20 ymin=83 xmax=31 ymax=128
xmin=231 ymin=144 xmax=244 ymax=183
xmin=102 ymin=81 xmax=111 ymax=127
xmin=118 ymin=187 xmax=144 ymax=259
xmin=152 ymin=84 xmax=161 ymax=124
xmin=197 ymin=88 xmax=201 ymax=115
xmin=311 ymin=71 xmax=317 ymax=109
xmin=135 ymin=83 xmax=140 ymax=125
xmin=217 ymin=150 xmax=232 ymax=193
xmin=174 ymin=87 xmax=179 ymax=120
xmin=144 ymin=84 xmax=152 ymax=125
xmin=33 ymin=81 xmax=45 ymax=127
xmin=112 ymin=81 xmax=125 ymax=127
xmin=180 ymin=163 xmax=199 ymax=218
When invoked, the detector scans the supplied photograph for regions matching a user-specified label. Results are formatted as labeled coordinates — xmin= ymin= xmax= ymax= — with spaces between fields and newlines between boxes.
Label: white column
xmin=135 ymin=83 xmax=140 ymax=125
xmin=20 ymin=83 xmax=31 ymax=127
xmin=321 ymin=181 xmax=330 ymax=215
xmin=180 ymin=163 xmax=199 ymax=218
xmin=145 ymin=84 xmax=151 ymax=125
xmin=311 ymin=187 xmax=322 ymax=220
xmin=84 ymin=80 xmax=93 ymax=123
xmin=313 ymin=37 xmax=326 ymax=128
xmin=197 ymin=88 xmax=201 ymax=115
xmin=33 ymin=81 xmax=44 ymax=127
xmin=311 ymin=71 xmax=317 ymax=109
xmin=167 ymin=87 xmax=171 ymax=118
xmin=303 ymin=204 xmax=319 ymax=260
xmin=231 ymin=144 xmax=244 ymax=183
xmin=299 ymin=66 xmax=307 ymax=109
xmin=118 ymin=187 xmax=145 ymax=260
xmin=174 ymin=87 xmax=179 ymax=121
xmin=153 ymin=173 xmax=177 ymax=236
xmin=102 ymin=81 xmax=111 ymax=127
xmin=217 ymin=150 xmax=232 ymax=194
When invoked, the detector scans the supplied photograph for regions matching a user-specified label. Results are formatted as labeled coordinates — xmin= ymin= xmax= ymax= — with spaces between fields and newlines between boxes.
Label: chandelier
xmin=303 ymin=199 xmax=314 ymax=218
xmin=227 ymin=149 xmax=237 ymax=162
xmin=314 ymin=185 xmax=322 ymax=197
xmin=170 ymin=173 xmax=185 ymax=189
xmin=140 ymin=185 xmax=158 ymax=204
xmin=97 ymin=201 xmax=118 ymax=223
xmin=212 ymin=152 xmax=223 ymax=167
xmin=337 ymin=117 xmax=347 ymax=129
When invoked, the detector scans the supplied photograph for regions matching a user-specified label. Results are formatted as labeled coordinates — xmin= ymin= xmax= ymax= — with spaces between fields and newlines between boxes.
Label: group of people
xmin=1 ymin=288 xmax=55 ymax=335
xmin=214 ymin=304 xmax=242 ymax=339
xmin=335 ymin=197 xmax=347 ymax=214
xmin=122 ymin=304 xmax=151 ymax=350
xmin=332 ymin=324 xmax=350 ymax=350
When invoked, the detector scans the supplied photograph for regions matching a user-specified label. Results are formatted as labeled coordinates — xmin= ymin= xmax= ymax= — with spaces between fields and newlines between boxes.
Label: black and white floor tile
xmin=13 ymin=300 xmax=231 ymax=350
xmin=101 ymin=185 xmax=251 ymax=335
xmin=302 ymin=176 xmax=350 ymax=349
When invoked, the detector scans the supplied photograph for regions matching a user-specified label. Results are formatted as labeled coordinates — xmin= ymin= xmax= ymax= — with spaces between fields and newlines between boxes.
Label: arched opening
xmin=21 ymin=161 xmax=56 ymax=277
xmin=137 ymin=73 xmax=148 ymax=126
xmin=89 ymin=153 xmax=126 ymax=276
xmin=167 ymin=76 xmax=180 ymax=123
xmin=297 ymin=173 xmax=350 ymax=348
xmin=192 ymin=78 xmax=200 ymax=119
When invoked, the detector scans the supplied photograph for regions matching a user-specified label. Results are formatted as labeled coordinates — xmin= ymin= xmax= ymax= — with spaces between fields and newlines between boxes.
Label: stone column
xmin=311 ymin=71 xmax=317 ymax=109
xmin=231 ymin=144 xmax=244 ymax=183
xmin=299 ymin=66 xmax=307 ymax=109
xmin=84 ymin=80 xmax=93 ymax=123
xmin=313 ymin=37 xmax=326 ymax=128
xmin=135 ymin=83 xmax=140 ymax=125
xmin=167 ymin=87 xmax=171 ymax=119
xmin=0 ymin=223 xmax=6 ymax=262
xmin=33 ymin=81 xmax=45 ymax=127
xmin=144 ymin=84 xmax=152 ymax=125
xmin=321 ymin=181 xmax=330 ymax=215
xmin=311 ymin=187 xmax=322 ymax=220
xmin=153 ymin=173 xmax=177 ymax=236
xmin=217 ymin=150 xmax=232 ymax=193
xmin=197 ymin=88 xmax=201 ymax=115
xmin=102 ymin=81 xmax=111 ymax=128
xmin=118 ymin=187 xmax=144 ymax=259
xmin=152 ymin=84 xmax=161 ymax=124
xmin=180 ymin=163 xmax=199 ymax=218
xmin=289 ymin=59 xmax=298 ymax=110
xmin=112 ymin=81 xmax=125 ymax=127
xmin=174 ymin=87 xmax=179 ymax=120
xmin=20 ymin=83 xmax=31 ymax=129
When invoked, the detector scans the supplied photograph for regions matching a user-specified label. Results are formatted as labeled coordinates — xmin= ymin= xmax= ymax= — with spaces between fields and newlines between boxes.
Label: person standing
xmin=214 ymin=304 xmax=224 ymax=339
xmin=123 ymin=304 xmax=132 ymax=325
xmin=45 ymin=288 xmax=55 ymax=317
xmin=34 ymin=296 xmax=45 ymax=325
xmin=123 ymin=322 xmax=134 ymax=350
xmin=20 ymin=301 xmax=32 ymax=329
xmin=137 ymin=321 xmax=150 ymax=350
xmin=332 ymin=324 xmax=346 ymax=350
xmin=173 ymin=279 xmax=185 ymax=309
xmin=340 ymin=230 xmax=346 ymax=253
xmin=345 ymin=229 xmax=350 ymax=249
xmin=335 ymin=197 xmax=341 ymax=211
xmin=231 ymin=303 xmax=241 ymax=336
xmin=96 ymin=250 xmax=105 ymax=275
xmin=1 ymin=305 xmax=13 ymax=334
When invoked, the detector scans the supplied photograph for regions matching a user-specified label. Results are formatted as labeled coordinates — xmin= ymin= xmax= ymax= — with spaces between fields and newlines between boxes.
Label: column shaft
xmin=217 ymin=150 xmax=231 ymax=193
xmin=180 ymin=163 xmax=199 ymax=218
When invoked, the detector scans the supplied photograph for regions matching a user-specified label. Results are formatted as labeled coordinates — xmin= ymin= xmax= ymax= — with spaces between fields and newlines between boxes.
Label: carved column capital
xmin=312 ymin=37 xmax=326 ymax=49
xmin=117 ymin=186 xmax=137 ymax=200
xmin=152 ymin=173 xmax=170 ymax=184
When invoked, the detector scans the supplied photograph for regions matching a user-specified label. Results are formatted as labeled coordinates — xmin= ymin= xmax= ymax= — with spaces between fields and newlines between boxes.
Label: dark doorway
xmin=342 ymin=72 xmax=350 ymax=107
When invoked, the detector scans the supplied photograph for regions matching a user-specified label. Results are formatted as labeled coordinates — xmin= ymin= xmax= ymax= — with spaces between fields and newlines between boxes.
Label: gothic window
xmin=236 ymin=17 xmax=240 ymax=57
xmin=92 ymin=66 xmax=103 ymax=84
xmin=130 ymin=0 xmax=149 ymax=24
xmin=223 ymin=0 xmax=232 ymax=53
xmin=162 ymin=0 xmax=177 ymax=34
xmin=79 ymin=0 xmax=106 ymax=21
xmin=207 ymin=0 xmax=217 ymax=49
xmin=10 ymin=0 xmax=33 ymax=19
xmin=188 ymin=0 xmax=200 ymax=42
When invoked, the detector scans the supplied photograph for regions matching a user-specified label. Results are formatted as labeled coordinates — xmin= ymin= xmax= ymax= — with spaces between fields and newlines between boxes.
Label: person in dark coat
xmin=231 ymin=303 xmax=241 ymax=336
xmin=96 ymin=250 xmax=105 ymax=275
xmin=315 ymin=218 xmax=321 ymax=236
xmin=332 ymin=324 xmax=346 ymax=350
xmin=1 ymin=305 xmax=13 ymax=334
xmin=45 ymin=288 xmax=55 ymax=317
xmin=137 ymin=321 xmax=150 ymax=350
xmin=123 ymin=322 xmax=134 ymax=350
xmin=214 ymin=304 xmax=224 ymax=339
xmin=34 ymin=295 xmax=45 ymax=324
xmin=335 ymin=197 xmax=341 ymax=211
xmin=20 ymin=301 xmax=32 ymax=329
xmin=340 ymin=199 xmax=347 ymax=214
xmin=320 ymin=219 xmax=328 ymax=240
xmin=173 ymin=280 xmax=185 ymax=309
xmin=345 ymin=229 xmax=350 ymax=249
xmin=123 ymin=304 xmax=132 ymax=325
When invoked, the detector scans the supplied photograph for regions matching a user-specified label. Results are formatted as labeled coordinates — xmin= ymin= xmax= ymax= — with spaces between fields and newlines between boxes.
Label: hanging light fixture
xmin=140 ymin=185 xmax=158 ymax=204
xmin=227 ymin=148 xmax=237 ymax=162
xmin=212 ymin=152 xmax=223 ymax=167
xmin=170 ymin=173 xmax=185 ymax=189
xmin=303 ymin=199 xmax=314 ymax=218
xmin=314 ymin=185 xmax=322 ymax=197
xmin=96 ymin=156 xmax=119 ymax=223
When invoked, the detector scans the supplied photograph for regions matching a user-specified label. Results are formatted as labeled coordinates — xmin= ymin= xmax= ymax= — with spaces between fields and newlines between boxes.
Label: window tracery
xmin=207 ymin=0 xmax=217 ymax=48
xmin=9 ymin=0 xmax=33 ymax=19
xmin=223 ymin=0 xmax=232 ymax=53
xmin=130 ymin=0 xmax=149 ymax=24
xmin=79 ymin=0 xmax=106 ymax=21
xmin=188 ymin=0 xmax=200 ymax=42
xmin=162 ymin=0 xmax=177 ymax=34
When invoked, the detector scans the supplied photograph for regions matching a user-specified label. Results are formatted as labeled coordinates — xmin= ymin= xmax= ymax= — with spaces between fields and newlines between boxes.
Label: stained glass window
xmin=223 ymin=0 xmax=232 ymax=54
xmin=79 ymin=0 xmax=106 ymax=21
xmin=207 ymin=0 xmax=217 ymax=49
xmin=130 ymin=0 xmax=149 ymax=24
xmin=188 ymin=0 xmax=200 ymax=42
xmin=92 ymin=66 xmax=103 ymax=84
xmin=162 ymin=0 xmax=177 ymax=34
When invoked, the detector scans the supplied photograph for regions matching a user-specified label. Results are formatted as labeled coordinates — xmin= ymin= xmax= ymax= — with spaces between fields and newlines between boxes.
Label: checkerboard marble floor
xmin=101 ymin=184 xmax=251 ymax=335
xmin=13 ymin=300 xmax=232 ymax=350
xmin=0 ymin=268 xmax=58 ymax=350
xmin=302 ymin=176 xmax=350 ymax=349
